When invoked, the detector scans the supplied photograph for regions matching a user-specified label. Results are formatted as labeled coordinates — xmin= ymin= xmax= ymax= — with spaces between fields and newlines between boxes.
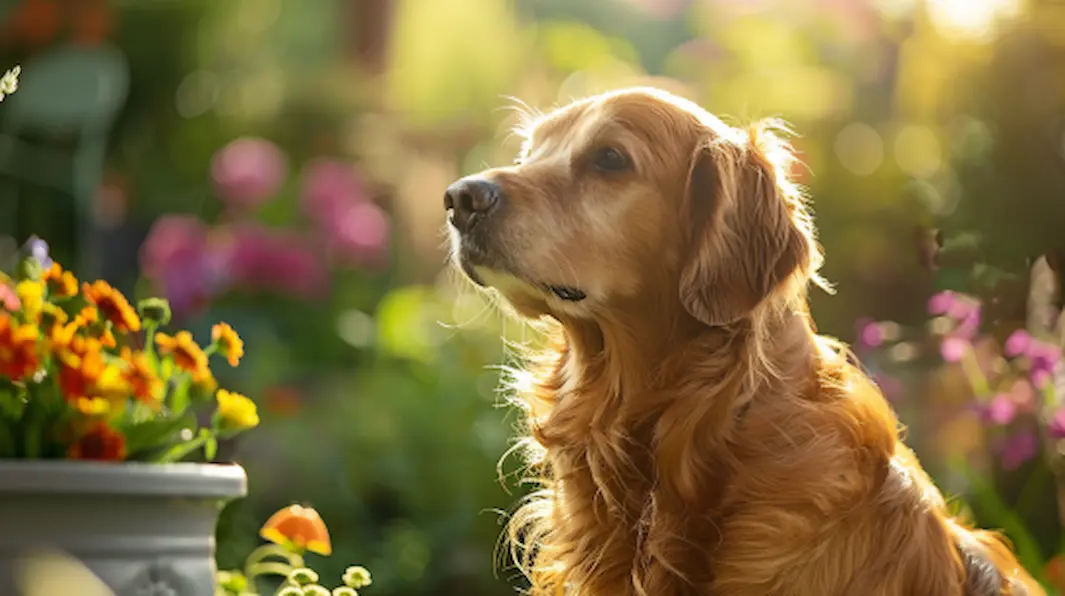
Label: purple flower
xmin=22 ymin=235 xmax=52 ymax=269
xmin=984 ymin=394 xmax=1016 ymax=426
xmin=940 ymin=337 xmax=970 ymax=363
xmin=326 ymin=202 xmax=391 ymax=268
xmin=1049 ymin=408 xmax=1065 ymax=439
xmin=1004 ymin=329 xmax=1032 ymax=358
xmin=1029 ymin=340 xmax=1062 ymax=373
xmin=927 ymin=291 xmax=957 ymax=316
xmin=998 ymin=431 xmax=1038 ymax=470
xmin=211 ymin=137 xmax=287 ymax=209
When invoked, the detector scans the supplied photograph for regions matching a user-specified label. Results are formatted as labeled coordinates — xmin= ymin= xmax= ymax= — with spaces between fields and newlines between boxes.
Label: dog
xmin=444 ymin=87 xmax=1043 ymax=596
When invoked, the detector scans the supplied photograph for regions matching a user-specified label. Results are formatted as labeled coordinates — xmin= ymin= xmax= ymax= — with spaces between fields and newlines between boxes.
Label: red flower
xmin=68 ymin=423 xmax=127 ymax=461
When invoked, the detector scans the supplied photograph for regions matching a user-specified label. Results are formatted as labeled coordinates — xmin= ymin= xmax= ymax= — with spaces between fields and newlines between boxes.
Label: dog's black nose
xmin=444 ymin=177 xmax=502 ymax=232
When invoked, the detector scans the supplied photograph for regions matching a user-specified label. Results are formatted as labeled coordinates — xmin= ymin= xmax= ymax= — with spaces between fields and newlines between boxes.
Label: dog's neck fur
xmin=512 ymin=291 xmax=820 ymax=595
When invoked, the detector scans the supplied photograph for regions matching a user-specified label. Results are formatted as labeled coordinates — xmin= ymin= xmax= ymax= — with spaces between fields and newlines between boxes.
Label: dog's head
xmin=445 ymin=87 xmax=823 ymax=326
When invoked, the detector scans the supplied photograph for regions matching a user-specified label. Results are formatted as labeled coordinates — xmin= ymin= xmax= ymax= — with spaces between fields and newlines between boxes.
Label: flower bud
xmin=288 ymin=567 xmax=319 ymax=586
xmin=137 ymin=297 xmax=172 ymax=326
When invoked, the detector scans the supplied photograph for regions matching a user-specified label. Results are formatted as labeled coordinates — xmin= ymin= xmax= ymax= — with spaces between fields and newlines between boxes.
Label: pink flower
xmin=984 ymin=394 xmax=1016 ymax=426
xmin=139 ymin=216 xmax=226 ymax=316
xmin=1004 ymin=329 xmax=1032 ymax=358
xmin=300 ymin=158 xmax=368 ymax=225
xmin=927 ymin=291 xmax=957 ymax=315
xmin=220 ymin=224 xmax=328 ymax=300
xmin=997 ymin=431 xmax=1038 ymax=471
xmin=940 ymin=337 xmax=969 ymax=363
xmin=0 ymin=283 xmax=19 ymax=311
xmin=857 ymin=320 xmax=884 ymax=348
xmin=211 ymin=137 xmax=287 ymax=209
xmin=326 ymin=202 xmax=391 ymax=267
xmin=1049 ymin=409 xmax=1065 ymax=439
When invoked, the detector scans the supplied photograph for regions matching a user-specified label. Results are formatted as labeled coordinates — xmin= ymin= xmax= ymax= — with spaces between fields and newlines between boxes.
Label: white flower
xmin=0 ymin=65 xmax=20 ymax=102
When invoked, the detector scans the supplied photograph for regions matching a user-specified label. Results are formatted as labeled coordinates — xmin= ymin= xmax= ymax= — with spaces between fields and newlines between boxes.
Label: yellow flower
xmin=211 ymin=322 xmax=244 ymax=367
xmin=82 ymin=280 xmax=141 ymax=333
xmin=216 ymin=389 xmax=259 ymax=430
xmin=155 ymin=331 xmax=208 ymax=376
xmin=15 ymin=280 xmax=44 ymax=321
xmin=42 ymin=262 xmax=78 ymax=298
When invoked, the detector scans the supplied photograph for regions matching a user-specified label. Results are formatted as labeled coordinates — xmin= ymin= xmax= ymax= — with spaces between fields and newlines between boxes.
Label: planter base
xmin=0 ymin=461 xmax=246 ymax=596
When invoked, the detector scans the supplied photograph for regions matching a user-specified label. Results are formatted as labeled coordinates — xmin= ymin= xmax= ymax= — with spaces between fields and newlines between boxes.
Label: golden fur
xmin=445 ymin=88 xmax=1043 ymax=595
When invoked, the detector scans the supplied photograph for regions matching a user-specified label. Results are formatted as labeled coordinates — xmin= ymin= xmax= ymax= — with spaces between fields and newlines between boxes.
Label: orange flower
xmin=260 ymin=505 xmax=332 ymax=555
xmin=120 ymin=347 xmax=162 ymax=404
xmin=82 ymin=280 xmax=141 ymax=333
xmin=0 ymin=313 xmax=40 ymax=381
xmin=155 ymin=331 xmax=208 ymax=375
xmin=57 ymin=342 xmax=130 ymax=404
xmin=211 ymin=323 xmax=244 ymax=367
xmin=68 ymin=422 xmax=127 ymax=461
xmin=42 ymin=262 xmax=78 ymax=298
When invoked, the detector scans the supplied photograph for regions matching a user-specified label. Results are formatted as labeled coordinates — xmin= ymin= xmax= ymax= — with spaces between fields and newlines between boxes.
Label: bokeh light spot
xmin=835 ymin=122 xmax=884 ymax=176
xmin=895 ymin=125 xmax=942 ymax=179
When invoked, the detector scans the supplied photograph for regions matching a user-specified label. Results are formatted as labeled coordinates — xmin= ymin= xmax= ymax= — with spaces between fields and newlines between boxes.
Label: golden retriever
xmin=444 ymin=87 xmax=1042 ymax=596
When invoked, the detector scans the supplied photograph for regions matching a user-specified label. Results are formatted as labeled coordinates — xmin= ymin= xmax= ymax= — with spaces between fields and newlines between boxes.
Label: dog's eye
xmin=591 ymin=147 xmax=630 ymax=172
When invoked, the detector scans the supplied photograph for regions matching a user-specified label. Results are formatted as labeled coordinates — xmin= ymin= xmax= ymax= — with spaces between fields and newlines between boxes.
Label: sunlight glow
xmin=926 ymin=0 xmax=1021 ymax=42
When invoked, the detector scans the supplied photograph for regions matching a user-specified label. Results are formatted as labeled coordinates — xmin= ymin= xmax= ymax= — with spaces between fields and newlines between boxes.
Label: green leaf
xmin=123 ymin=411 xmax=196 ymax=457
xmin=956 ymin=458 xmax=1047 ymax=583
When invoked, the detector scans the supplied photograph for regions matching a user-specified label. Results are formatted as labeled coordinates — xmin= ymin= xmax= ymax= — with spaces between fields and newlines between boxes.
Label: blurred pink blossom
xmin=326 ymin=202 xmax=391 ymax=268
xmin=984 ymin=394 xmax=1016 ymax=426
xmin=211 ymin=137 xmax=288 ymax=209
xmin=927 ymin=291 xmax=956 ymax=315
xmin=997 ymin=431 xmax=1038 ymax=470
xmin=300 ymin=158 xmax=368 ymax=225
xmin=1004 ymin=329 xmax=1032 ymax=358
xmin=940 ymin=337 xmax=969 ymax=363
xmin=140 ymin=215 xmax=226 ymax=316
xmin=219 ymin=223 xmax=328 ymax=300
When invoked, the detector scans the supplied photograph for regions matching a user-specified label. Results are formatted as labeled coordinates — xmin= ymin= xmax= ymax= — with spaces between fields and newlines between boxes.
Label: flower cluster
xmin=217 ymin=504 xmax=372 ymax=596
xmin=0 ymin=237 xmax=257 ymax=462
xmin=140 ymin=140 xmax=391 ymax=317
xmin=860 ymin=289 xmax=1064 ymax=471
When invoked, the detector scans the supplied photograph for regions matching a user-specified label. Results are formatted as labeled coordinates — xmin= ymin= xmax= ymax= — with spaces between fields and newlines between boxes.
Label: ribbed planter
xmin=0 ymin=460 xmax=246 ymax=596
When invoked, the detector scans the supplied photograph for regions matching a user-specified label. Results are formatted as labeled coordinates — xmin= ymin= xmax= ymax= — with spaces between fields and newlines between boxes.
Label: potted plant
xmin=0 ymin=236 xmax=257 ymax=595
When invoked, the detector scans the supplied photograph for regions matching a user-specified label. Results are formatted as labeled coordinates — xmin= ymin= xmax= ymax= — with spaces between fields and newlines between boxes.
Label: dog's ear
xmin=679 ymin=121 xmax=816 ymax=326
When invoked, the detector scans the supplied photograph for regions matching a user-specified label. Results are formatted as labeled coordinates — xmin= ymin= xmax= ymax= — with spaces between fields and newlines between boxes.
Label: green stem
xmin=144 ymin=322 xmax=158 ymax=362
xmin=245 ymin=561 xmax=296 ymax=580
xmin=959 ymin=345 xmax=992 ymax=400
xmin=243 ymin=544 xmax=304 ymax=580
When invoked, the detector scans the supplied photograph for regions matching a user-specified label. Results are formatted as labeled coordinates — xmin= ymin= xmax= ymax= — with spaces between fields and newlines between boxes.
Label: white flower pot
xmin=0 ymin=460 xmax=246 ymax=596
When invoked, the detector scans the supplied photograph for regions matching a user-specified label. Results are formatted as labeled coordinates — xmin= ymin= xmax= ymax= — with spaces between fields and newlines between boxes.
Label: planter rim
xmin=0 ymin=460 xmax=247 ymax=498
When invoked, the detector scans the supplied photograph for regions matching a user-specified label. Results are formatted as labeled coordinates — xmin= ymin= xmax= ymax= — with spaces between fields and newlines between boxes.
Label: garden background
xmin=3 ymin=0 xmax=1065 ymax=593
